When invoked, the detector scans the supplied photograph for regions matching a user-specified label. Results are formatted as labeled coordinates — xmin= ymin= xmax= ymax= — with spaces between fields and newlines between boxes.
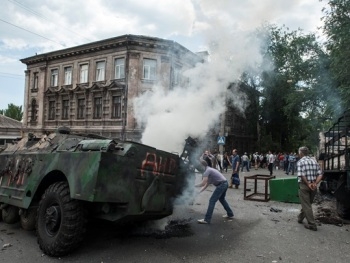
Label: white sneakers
xmin=198 ymin=215 xmax=234 ymax=224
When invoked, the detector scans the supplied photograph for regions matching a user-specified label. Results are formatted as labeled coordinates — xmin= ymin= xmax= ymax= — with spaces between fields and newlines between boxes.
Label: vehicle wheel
xmin=20 ymin=208 xmax=37 ymax=231
xmin=2 ymin=205 xmax=20 ymax=224
xmin=36 ymin=182 xmax=87 ymax=257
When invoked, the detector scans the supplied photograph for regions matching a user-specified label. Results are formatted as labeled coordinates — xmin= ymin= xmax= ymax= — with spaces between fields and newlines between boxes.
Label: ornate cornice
xmin=20 ymin=34 xmax=203 ymax=65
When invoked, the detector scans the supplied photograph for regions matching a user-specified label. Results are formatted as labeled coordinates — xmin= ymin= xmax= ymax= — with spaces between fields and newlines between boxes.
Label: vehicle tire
xmin=2 ymin=205 xmax=20 ymax=224
xmin=36 ymin=182 xmax=87 ymax=257
xmin=20 ymin=208 xmax=37 ymax=231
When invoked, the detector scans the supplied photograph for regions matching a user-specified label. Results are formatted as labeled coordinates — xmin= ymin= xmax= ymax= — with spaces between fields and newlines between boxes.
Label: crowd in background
xmin=202 ymin=149 xmax=300 ymax=175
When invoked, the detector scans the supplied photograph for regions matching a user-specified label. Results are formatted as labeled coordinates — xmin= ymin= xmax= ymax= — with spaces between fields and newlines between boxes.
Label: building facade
xmin=0 ymin=114 xmax=22 ymax=151
xmin=20 ymin=34 xmax=204 ymax=141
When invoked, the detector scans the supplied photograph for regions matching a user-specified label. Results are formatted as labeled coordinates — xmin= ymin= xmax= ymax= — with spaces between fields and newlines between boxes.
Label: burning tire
xmin=36 ymin=182 xmax=87 ymax=257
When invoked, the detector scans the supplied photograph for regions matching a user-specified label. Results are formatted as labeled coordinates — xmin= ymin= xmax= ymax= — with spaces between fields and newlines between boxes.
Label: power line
xmin=0 ymin=18 xmax=65 ymax=47
xmin=8 ymin=0 xmax=93 ymax=43
xmin=0 ymin=72 xmax=24 ymax=80
xmin=0 ymin=72 xmax=23 ymax=77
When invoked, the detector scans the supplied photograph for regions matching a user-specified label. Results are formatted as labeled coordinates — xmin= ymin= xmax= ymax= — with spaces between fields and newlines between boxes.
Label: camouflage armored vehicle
xmin=0 ymin=127 xmax=200 ymax=257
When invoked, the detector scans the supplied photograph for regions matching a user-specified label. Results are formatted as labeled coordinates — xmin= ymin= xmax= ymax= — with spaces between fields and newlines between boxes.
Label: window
xmin=31 ymin=99 xmax=37 ymax=121
xmin=174 ymin=66 xmax=181 ymax=85
xmin=96 ymin=61 xmax=105 ymax=81
xmin=62 ymin=100 xmax=69 ymax=119
xmin=33 ymin=72 xmax=38 ymax=90
xmin=77 ymin=99 xmax=85 ymax=119
xmin=94 ymin=97 xmax=102 ymax=119
xmin=49 ymin=101 xmax=55 ymax=120
xmin=64 ymin=66 xmax=72 ymax=85
xmin=51 ymin=69 xmax=58 ymax=86
xmin=80 ymin=64 xmax=88 ymax=83
xmin=143 ymin=59 xmax=156 ymax=80
xmin=114 ymin=58 xmax=125 ymax=79
xmin=111 ymin=96 xmax=122 ymax=119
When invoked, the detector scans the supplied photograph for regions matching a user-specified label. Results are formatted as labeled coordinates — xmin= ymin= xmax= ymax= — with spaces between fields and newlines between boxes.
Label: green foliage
xmin=322 ymin=0 xmax=350 ymax=111
xmin=0 ymin=104 xmax=23 ymax=121
xmin=256 ymin=24 xmax=330 ymax=152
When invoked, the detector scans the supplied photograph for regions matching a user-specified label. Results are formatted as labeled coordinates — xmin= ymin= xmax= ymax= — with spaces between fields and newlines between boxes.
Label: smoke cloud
xmin=133 ymin=31 xmax=263 ymax=153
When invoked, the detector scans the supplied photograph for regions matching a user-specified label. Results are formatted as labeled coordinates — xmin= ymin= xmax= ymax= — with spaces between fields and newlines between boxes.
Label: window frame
xmin=143 ymin=59 xmax=156 ymax=80
xmin=77 ymin=98 xmax=85 ymax=119
xmin=93 ymin=97 xmax=102 ymax=119
xmin=64 ymin=66 xmax=72 ymax=85
xmin=62 ymin=99 xmax=69 ymax=120
xmin=51 ymin=69 xmax=58 ymax=87
xmin=80 ymin=64 xmax=89 ymax=83
xmin=96 ymin=61 xmax=105 ymax=81
xmin=33 ymin=72 xmax=38 ymax=90
xmin=48 ymin=101 xmax=55 ymax=120
xmin=111 ymin=95 xmax=122 ymax=119
xmin=114 ymin=58 xmax=125 ymax=79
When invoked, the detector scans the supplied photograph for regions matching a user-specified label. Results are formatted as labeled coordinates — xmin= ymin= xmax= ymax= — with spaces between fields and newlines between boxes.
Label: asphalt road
xmin=1 ymin=167 xmax=350 ymax=263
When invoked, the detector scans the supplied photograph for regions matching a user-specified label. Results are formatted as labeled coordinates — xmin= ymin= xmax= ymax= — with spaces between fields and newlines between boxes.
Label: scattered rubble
xmin=314 ymin=193 xmax=349 ymax=226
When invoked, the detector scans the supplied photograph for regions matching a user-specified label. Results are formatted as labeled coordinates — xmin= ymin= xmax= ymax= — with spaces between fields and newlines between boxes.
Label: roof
xmin=20 ymin=34 xmax=203 ymax=65
xmin=0 ymin=114 xmax=22 ymax=129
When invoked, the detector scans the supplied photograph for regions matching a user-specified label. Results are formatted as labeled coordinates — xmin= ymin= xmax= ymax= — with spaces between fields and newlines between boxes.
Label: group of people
xmin=196 ymin=146 xmax=323 ymax=232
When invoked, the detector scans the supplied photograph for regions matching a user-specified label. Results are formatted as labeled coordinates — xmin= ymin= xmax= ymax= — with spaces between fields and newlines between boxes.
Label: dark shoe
xmin=297 ymin=219 xmax=303 ymax=224
xmin=304 ymin=224 xmax=317 ymax=231
xmin=228 ymin=185 xmax=233 ymax=188
xmin=223 ymin=214 xmax=234 ymax=219
xmin=235 ymin=185 xmax=239 ymax=189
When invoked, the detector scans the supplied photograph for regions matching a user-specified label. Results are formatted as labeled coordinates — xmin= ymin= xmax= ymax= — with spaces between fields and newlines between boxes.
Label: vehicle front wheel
xmin=2 ymin=205 xmax=20 ymax=224
xmin=36 ymin=182 xmax=87 ymax=257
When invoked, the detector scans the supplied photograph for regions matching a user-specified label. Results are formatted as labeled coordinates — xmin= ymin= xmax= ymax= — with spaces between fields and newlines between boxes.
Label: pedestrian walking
xmin=241 ymin=152 xmax=250 ymax=172
xmin=267 ymin=151 xmax=275 ymax=176
xmin=196 ymin=159 xmax=234 ymax=224
xmin=222 ymin=152 xmax=231 ymax=172
xmin=229 ymin=149 xmax=240 ymax=188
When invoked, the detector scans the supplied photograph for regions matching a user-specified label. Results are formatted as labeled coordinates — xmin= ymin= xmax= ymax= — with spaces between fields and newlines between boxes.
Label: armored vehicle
xmin=319 ymin=109 xmax=350 ymax=219
xmin=0 ymin=127 xmax=200 ymax=257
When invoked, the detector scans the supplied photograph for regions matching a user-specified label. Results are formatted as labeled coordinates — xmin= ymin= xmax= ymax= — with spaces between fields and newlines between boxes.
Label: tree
xmin=322 ymin=0 xmax=350 ymax=111
xmin=257 ymin=24 xmax=330 ymax=152
xmin=0 ymin=104 xmax=23 ymax=121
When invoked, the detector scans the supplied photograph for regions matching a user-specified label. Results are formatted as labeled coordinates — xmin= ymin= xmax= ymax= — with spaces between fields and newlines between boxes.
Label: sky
xmin=0 ymin=0 xmax=328 ymax=151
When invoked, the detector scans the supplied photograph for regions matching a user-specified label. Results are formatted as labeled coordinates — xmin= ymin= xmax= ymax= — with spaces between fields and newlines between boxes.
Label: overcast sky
xmin=0 ymin=0 xmax=327 ymax=111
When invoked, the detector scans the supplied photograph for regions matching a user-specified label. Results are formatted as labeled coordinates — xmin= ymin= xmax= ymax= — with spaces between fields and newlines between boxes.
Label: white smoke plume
xmin=133 ymin=0 xmax=325 ymax=152
xmin=131 ymin=0 xmax=325 ymax=228
xmin=133 ymin=31 xmax=263 ymax=153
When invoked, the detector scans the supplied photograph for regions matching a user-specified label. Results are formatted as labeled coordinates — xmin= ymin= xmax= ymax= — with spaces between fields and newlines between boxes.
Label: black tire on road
xmin=36 ymin=182 xmax=87 ymax=257
xmin=20 ymin=207 xmax=37 ymax=231
xmin=2 ymin=205 xmax=20 ymax=224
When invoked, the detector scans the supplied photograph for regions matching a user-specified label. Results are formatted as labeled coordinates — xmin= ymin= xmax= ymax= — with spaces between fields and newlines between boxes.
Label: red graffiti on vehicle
xmin=141 ymin=152 xmax=177 ymax=177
